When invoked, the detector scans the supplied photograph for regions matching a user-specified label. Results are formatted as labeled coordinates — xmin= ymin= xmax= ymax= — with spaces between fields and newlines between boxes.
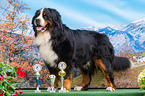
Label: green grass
xmin=20 ymin=89 xmax=145 ymax=96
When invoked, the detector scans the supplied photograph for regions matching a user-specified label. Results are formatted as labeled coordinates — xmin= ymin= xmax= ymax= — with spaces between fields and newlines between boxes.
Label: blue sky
xmin=23 ymin=0 xmax=145 ymax=29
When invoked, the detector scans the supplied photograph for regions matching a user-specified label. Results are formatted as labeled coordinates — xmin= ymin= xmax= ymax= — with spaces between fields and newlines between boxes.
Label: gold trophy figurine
xmin=58 ymin=62 xmax=67 ymax=92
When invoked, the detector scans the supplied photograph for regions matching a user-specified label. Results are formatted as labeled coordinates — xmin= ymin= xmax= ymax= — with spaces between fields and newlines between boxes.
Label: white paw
xmin=64 ymin=88 xmax=69 ymax=92
xmin=106 ymin=87 xmax=115 ymax=91
xmin=74 ymin=86 xmax=83 ymax=91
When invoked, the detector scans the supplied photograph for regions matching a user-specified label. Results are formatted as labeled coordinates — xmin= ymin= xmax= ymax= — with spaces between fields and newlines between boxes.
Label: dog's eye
xmin=43 ymin=13 xmax=46 ymax=16
xmin=37 ymin=11 xmax=40 ymax=14
xmin=36 ymin=11 xmax=40 ymax=16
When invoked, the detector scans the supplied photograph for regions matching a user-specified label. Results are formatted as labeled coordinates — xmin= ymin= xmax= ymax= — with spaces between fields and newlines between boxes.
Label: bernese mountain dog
xmin=32 ymin=8 xmax=133 ymax=92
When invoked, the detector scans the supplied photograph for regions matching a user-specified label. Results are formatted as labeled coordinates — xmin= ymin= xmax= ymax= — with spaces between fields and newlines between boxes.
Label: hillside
xmin=72 ymin=64 xmax=145 ymax=88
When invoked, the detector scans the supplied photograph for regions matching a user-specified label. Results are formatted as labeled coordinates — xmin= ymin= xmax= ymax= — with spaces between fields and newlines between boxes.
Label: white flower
xmin=138 ymin=69 xmax=145 ymax=82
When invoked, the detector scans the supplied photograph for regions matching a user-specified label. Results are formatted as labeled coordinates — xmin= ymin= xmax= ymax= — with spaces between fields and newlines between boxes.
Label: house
xmin=137 ymin=56 xmax=145 ymax=63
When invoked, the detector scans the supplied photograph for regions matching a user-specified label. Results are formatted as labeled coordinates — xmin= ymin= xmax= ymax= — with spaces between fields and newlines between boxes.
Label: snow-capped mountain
xmin=84 ymin=18 xmax=145 ymax=54
xmin=84 ymin=24 xmax=125 ymax=31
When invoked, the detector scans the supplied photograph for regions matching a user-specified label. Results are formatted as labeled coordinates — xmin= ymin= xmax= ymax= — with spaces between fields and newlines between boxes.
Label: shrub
xmin=0 ymin=62 xmax=25 ymax=96
xmin=138 ymin=69 xmax=145 ymax=90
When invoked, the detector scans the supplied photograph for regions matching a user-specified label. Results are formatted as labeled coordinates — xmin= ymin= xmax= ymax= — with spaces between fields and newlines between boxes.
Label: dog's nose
xmin=35 ymin=19 xmax=40 ymax=26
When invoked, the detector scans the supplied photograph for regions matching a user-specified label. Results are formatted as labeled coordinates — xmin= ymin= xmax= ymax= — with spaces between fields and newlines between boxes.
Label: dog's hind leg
xmin=93 ymin=56 xmax=115 ymax=91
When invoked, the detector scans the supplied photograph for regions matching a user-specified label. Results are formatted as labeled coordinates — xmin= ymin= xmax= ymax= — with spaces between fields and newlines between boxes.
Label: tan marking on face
xmin=44 ymin=20 xmax=48 ymax=26
xmin=44 ymin=20 xmax=53 ymax=32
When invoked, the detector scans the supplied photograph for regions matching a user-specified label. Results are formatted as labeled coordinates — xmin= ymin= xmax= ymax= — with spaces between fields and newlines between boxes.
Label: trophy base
xmin=59 ymin=90 xmax=66 ymax=92
xmin=59 ymin=88 xmax=67 ymax=92
xmin=47 ymin=87 xmax=56 ymax=92
xmin=35 ymin=87 xmax=41 ymax=92
xmin=35 ymin=90 xmax=41 ymax=92
xmin=50 ymin=90 xmax=56 ymax=92
xmin=50 ymin=88 xmax=56 ymax=92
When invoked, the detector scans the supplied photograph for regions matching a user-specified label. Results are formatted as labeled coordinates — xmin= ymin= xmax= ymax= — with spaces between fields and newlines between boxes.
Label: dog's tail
xmin=112 ymin=56 xmax=134 ymax=71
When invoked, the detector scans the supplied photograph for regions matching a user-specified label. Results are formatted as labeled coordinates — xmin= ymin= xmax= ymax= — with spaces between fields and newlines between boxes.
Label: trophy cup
xmin=48 ymin=75 xmax=56 ymax=92
xmin=33 ymin=64 xmax=42 ymax=92
xmin=58 ymin=62 xmax=67 ymax=92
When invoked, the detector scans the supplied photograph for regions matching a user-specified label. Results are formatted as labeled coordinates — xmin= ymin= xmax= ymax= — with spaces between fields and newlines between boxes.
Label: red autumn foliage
xmin=0 ymin=32 xmax=50 ymax=88
xmin=0 ymin=0 xmax=31 ymax=35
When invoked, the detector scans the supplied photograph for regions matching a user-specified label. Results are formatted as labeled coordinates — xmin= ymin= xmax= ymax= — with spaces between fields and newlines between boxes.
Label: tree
xmin=0 ymin=0 xmax=32 ymax=35
xmin=142 ymin=52 xmax=145 ymax=57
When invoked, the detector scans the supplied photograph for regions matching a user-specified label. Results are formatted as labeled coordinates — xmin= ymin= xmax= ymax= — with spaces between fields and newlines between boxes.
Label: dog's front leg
xmin=63 ymin=73 xmax=73 ymax=92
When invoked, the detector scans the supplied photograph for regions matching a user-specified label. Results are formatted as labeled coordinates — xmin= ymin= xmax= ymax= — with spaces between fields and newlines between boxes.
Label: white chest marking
xmin=35 ymin=31 xmax=58 ymax=67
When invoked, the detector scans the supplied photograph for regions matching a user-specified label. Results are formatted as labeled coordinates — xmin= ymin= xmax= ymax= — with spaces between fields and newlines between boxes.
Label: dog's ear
xmin=50 ymin=9 xmax=63 ymax=30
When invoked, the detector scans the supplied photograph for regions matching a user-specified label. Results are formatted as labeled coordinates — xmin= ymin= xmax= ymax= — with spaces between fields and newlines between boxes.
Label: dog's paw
xmin=74 ymin=86 xmax=83 ymax=91
xmin=106 ymin=87 xmax=115 ymax=91
xmin=64 ymin=88 xmax=70 ymax=92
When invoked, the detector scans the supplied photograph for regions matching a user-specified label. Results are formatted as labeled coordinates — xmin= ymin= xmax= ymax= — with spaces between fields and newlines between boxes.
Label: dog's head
xmin=32 ymin=8 xmax=62 ymax=36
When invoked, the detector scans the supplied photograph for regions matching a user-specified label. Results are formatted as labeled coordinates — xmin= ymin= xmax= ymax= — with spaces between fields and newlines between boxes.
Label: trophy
xmin=58 ymin=62 xmax=67 ymax=92
xmin=48 ymin=75 xmax=56 ymax=92
xmin=33 ymin=64 xmax=42 ymax=92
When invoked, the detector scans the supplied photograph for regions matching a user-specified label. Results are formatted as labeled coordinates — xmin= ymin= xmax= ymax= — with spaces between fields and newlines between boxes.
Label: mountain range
xmin=84 ymin=18 xmax=145 ymax=54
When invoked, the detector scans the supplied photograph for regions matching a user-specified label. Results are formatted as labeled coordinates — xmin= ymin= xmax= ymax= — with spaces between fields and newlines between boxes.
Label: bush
xmin=0 ymin=62 xmax=25 ymax=96
xmin=138 ymin=69 xmax=145 ymax=90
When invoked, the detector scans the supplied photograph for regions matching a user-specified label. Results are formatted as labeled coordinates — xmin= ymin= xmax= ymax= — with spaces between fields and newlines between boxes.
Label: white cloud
xmin=84 ymin=0 xmax=145 ymax=21
xmin=34 ymin=0 xmax=102 ymax=27
xmin=60 ymin=8 xmax=101 ymax=27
